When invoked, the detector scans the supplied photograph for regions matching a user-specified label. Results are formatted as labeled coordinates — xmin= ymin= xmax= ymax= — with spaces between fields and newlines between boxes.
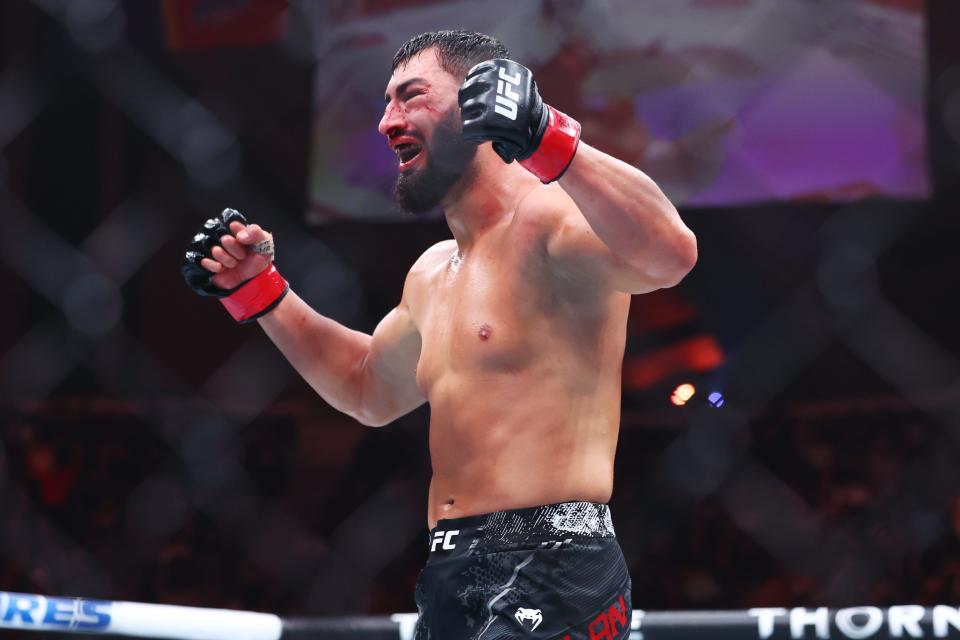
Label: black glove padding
xmin=459 ymin=59 xmax=549 ymax=163
xmin=181 ymin=208 xmax=247 ymax=297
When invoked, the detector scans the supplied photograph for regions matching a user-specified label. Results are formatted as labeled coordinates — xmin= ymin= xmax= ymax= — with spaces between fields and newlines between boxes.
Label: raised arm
xmin=181 ymin=209 xmax=425 ymax=427
xmin=459 ymin=59 xmax=697 ymax=294
xmin=548 ymin=142 xmax=697 ymax=294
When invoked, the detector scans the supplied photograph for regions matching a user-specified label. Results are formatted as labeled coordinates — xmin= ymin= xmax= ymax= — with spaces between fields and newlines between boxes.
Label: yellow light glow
xmin=670 ymin=383 xmax=696 ymax=406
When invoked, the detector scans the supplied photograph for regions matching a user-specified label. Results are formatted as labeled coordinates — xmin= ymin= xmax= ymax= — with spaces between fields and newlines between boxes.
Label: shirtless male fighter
xmin=182 ymin=31 xmax=696 ymax=640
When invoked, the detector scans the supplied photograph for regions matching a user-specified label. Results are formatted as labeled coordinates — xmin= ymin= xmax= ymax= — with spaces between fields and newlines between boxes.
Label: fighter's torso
xmin=405 ymin=208 xmax=631 ymax=527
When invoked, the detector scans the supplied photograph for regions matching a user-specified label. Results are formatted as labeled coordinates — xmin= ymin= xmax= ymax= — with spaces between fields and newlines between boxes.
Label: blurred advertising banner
xmin=162 ymin=0 xmax=288 ymax=52
xmin=306 ymin=0 xmax=930 ymax=222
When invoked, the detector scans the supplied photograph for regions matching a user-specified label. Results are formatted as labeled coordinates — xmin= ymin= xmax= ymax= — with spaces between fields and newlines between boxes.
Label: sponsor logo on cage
xmin=624 ymin=606 xmax=960 ymax=640
xmin=747 ymin=606 xmax=960 ymax=639
xmin=494 ymin=66 xmax=521 ymax=120
xmin=516 ymin=607 xmax=544 ymax=631
xmin=0 ymin=592 xmax=111 ymax=630
xmin=430 ymin=529 xmax=459 ymax=552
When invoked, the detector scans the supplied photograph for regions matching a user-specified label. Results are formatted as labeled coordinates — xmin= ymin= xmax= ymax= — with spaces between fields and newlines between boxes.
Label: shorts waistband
xmin=427 ymin=501 xmax=615 ymax=556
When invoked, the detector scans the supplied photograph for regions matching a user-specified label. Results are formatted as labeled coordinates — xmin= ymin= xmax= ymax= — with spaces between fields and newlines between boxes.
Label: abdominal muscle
xmin=424 ymin=366 xmax=621 ymax=528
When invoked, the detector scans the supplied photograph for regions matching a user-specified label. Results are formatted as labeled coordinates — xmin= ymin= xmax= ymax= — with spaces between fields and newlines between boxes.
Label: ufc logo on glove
xmin=494 ymin=66 xmax=522 ymax=120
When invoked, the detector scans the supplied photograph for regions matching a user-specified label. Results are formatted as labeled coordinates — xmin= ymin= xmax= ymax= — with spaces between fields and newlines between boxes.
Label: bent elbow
xmin=354 ymin=409 xmax=395 ymax=428
xmin=652 ymin=229 xmax=698 ymax=289
xmin=675 ymin=228 xmax=698 ymax=278
xmin=350 ymin=359 xmax=393 ymax=427
xmin=351 ymin=384 xmax=397 ymax=428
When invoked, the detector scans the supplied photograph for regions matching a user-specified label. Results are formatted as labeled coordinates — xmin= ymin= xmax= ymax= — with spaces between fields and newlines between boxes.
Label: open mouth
xmin=395 ymin=143 xmax=424 ymax=171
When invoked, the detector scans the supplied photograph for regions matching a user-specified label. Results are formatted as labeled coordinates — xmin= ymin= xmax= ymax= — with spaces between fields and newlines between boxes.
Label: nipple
xmin=478 ymin=324 xmax=492 ymax=341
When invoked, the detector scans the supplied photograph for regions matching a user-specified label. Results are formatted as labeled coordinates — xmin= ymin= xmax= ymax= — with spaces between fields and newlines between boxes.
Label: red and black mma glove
xmin=459 ymin=59 xmax=581 ymax=183
xmin=180 ymin=208 xmax=289 ymax=323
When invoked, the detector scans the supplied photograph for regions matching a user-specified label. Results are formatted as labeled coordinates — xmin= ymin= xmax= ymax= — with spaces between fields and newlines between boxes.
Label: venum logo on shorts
xmin=494 ymin=66 xmax=522 ymax=120
xmin=429 ymin=529 xmax=459 ymax=552
xmin=515 ymin=607 xmax=544 ymax=631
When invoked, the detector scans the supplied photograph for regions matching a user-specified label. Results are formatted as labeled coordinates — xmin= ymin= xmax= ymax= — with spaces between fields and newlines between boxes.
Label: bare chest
xmin=413 ymin=246 xmax=551 ymax=393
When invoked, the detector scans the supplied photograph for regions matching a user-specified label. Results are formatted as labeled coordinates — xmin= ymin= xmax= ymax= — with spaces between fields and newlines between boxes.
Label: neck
xmin=441 ymin=145 xmax=542 ymax=253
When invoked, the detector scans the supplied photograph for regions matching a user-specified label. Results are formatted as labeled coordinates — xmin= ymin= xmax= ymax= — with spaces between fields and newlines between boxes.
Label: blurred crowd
xmin=624 ymin=411 xmax=960 ymax=610
xmin=2 ymin=397 xmax=958 ymax=615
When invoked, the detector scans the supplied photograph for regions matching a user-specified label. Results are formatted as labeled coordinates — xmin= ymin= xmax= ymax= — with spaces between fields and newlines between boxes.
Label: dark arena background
xmin=2 ymin=0 xmax=960 ymax=638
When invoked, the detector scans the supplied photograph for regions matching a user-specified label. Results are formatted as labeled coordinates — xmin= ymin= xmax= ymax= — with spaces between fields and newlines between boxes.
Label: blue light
xmin=707 ymin=391 xmax=725 ymax=408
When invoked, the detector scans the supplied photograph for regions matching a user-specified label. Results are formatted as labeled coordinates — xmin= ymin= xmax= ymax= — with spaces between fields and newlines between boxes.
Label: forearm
xmin=558 ymin=142 xmax=697 ymax=283
xmin=257 ymin=289 xmax=371 ymax=420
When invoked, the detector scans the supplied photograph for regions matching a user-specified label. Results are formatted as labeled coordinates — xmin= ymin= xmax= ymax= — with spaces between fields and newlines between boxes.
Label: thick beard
xmin=395 ymin=111 xmax=478 ymax=216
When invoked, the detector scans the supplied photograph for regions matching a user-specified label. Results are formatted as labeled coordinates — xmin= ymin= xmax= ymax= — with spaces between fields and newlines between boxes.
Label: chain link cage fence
xmin=1 ymin=0 xmax=960 ymax=638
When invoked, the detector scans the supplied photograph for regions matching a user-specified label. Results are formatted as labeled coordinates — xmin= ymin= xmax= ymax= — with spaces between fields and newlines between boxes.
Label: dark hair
xmin=391 ymin=30 xmax=510 ymax=80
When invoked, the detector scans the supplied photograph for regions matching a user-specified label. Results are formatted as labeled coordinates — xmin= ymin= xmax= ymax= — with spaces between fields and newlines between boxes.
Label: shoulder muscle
xmin=403 ymin=239 xmax=456 ymax=312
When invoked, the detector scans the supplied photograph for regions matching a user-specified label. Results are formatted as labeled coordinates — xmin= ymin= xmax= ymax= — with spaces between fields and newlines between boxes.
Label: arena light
xmin=708 ymin=391 xmax=725 ymax=408
xmin=670 ymin=383 xmax=696 ymax=406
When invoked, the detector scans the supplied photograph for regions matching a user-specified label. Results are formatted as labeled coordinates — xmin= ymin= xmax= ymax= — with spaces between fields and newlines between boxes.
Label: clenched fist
xmin=458 ymin=59 xmax=581 ymax=183
xmin=181 ymin=208 xmax=288 ymax=323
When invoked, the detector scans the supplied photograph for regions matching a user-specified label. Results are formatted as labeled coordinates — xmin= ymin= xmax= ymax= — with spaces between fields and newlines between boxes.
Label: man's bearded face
xmin=394 ymin=107 xmax=478 ymax=215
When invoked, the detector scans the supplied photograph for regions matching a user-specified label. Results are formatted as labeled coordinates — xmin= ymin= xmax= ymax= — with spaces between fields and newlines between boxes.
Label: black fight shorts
xmin=414 ymin=502 xmax=632 ymax=639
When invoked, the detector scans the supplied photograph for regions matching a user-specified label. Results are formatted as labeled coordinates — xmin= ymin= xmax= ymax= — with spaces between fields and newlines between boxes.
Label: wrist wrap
xmin=219 ymin=265 xmax=289 ymax=323
xmin=519 ymin=105 xmax=582 ymax=183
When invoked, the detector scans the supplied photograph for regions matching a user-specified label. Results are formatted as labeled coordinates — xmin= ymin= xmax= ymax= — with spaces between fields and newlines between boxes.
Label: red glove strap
xmin=219 ymin=265 xmax=289 ymax=323
xmin=519 ymin=105 xmax=582 ymax=183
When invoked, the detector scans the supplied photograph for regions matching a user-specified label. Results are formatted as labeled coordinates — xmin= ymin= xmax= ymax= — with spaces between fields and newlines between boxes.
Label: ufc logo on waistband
xmin=431 ymin=529 xmax=459 ymax=552
xmin=494 ymin=67 xmax=521 ymax=120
